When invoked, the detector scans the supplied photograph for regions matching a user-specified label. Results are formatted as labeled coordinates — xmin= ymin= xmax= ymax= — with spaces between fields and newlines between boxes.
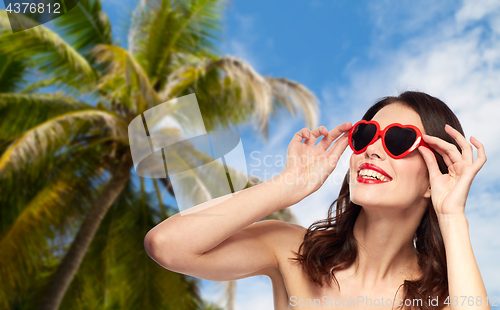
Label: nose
xmin=364 ymin=136 xmax=386 ymax=160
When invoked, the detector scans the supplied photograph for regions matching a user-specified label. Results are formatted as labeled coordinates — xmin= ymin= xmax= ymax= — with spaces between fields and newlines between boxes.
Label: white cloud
xmin=456 ymin=0 xmax=500 ymax=27
xmin=217 ymin=1 xmax=500 ymax=308
xmin=341 ymin=1 xmax=500 ymax=182
xmin=331 ymin=0 xmax=500 ymax=297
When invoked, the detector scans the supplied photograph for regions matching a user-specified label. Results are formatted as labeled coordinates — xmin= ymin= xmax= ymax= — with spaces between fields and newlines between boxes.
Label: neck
xmin=349 ymin=204 xmax=427 ymax=290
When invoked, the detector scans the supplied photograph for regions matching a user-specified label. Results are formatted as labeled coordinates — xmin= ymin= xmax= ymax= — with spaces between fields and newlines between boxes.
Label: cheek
xmin=414 ymin=156 xmax=429 ymax=180
xmin=394 ymin=157 xmax=429 ymax=188
xmin=349 ymin=154 xmax=364 ymax=171
xmin=348 ymin=155 xmax=358 ymax=196
xmin=349 ymin=154 xmax=362 ymax=180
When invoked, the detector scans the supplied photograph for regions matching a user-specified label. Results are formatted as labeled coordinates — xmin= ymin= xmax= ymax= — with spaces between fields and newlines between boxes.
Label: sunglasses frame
xmin=348 ymin=120 xmax=430 ymax=159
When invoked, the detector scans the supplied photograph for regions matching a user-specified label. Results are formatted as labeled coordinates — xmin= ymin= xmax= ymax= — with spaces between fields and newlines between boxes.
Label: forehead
xmin=371 ymin=103 xmax=426 ymax=134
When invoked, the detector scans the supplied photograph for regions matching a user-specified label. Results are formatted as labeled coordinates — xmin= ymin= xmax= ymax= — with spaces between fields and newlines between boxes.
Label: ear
xmin=423 ymin=183 xmax=431 ymax=199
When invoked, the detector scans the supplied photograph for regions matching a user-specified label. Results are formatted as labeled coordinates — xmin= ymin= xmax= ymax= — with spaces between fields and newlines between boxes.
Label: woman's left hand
xmin=418 ymin=124 xmax=487 ymax=218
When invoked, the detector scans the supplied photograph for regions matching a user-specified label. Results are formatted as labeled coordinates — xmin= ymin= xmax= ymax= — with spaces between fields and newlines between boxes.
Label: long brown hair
xmin=290 ymin=91 xmax=464 ymax=309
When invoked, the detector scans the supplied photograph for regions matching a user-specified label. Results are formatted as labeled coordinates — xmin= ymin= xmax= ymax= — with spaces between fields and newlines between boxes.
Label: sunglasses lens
xmin=352 ymin=123 xmax=377 ymax=152
xmin=385 ymin=126 xmax=417 ymax=156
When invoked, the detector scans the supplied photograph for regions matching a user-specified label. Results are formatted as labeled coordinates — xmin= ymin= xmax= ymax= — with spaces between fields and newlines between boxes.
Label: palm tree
xmin=0 ymin=0 xmax=318 ymax=309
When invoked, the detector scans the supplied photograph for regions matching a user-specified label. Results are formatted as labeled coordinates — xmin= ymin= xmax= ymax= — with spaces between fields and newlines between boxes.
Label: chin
xmin=351 ymin=189 xmax=378 ymax=206
xmin=351 ymin=195 xmax=383 ymax=209
xmin=349 ymin=187 xmax=394 ymax=209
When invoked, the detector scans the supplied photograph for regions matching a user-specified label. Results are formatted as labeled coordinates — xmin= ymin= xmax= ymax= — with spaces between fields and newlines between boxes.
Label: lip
xmin=356 ymin=163 xmax=393 ymax=184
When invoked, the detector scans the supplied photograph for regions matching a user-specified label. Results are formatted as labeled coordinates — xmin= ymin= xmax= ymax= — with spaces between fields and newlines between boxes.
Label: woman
xmin=144 ymin=91 xmax=489 ymax=309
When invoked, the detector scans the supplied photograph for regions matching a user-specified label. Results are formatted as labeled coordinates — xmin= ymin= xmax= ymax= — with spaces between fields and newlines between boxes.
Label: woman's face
xmin=349 ymin=103 xmax=432 ymax=209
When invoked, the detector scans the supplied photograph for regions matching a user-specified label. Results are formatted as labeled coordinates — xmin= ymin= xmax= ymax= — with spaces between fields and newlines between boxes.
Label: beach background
xmin=1 ymin=0 xmax=498 ymax=309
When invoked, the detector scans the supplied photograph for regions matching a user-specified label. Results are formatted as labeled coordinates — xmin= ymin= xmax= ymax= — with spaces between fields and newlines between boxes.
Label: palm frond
xmin=0 ymin=92 xmax=87 ymax=108
xmin=53 ymin=0 xmax=112 ymax=53
xmin=18 ymin=78 xmax=61 ymax=93
xmin=160 ymin=55 xmax=319 ymax=139
xmin=91 ymin=44 xmax=159 ymax=114
xmin=267 ymin=77 xmax=319 ymax=134
xmin=128 ymin=0 xmax=224 ymax=84
xmin=0 ymin=109 xmax=127 ymax=173
xmin=0 ymin=10 xmax=97 ymax=87
xmin=0 ymin=51 xmax=28 ymax=93
xmin=58 ymin=181 xmax=203 ymax=309
xmin=0 ymin=93 xmax=91 ymax=140
xmin=0 ymin=144 xmax=108 ymax=309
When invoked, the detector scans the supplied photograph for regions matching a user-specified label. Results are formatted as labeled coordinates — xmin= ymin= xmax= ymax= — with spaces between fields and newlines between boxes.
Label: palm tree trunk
xmin=39 ymin=153 xmax=133 ymax=310
xmin=225 ymin=280 xmax=236 ymax=310
xmin=217 ymin=280 xmax=236 ymax=310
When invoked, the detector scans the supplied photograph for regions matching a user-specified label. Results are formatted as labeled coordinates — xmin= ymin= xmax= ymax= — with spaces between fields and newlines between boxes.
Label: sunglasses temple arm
xmin=420 ymin=140 xmax=432 ymax=151
xmin=420 ymin=139 xmax=431 ymax=150
xmin=419 ymin=140 xmax=440 ymax=160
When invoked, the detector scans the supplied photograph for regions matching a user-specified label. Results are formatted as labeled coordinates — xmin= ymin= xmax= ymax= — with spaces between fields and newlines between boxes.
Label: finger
xmin=422 ymin=142 xmax=453 ymax=167
xmin=316 ymin=126 xmax=333 ymax=150
xmin=291 ymin=127 xmax=311 ymax=143
xmin=318 ymin=122 xmax=352 ymax=150
xmin=445 ymin=124 xmax=473 ymax=163
xmin=422 ymin=134 xmax=462 ymax=163
xmin=318 ymin=122 xmax=353 ymax=150
xmin=439 ymin=150 xmax=454 ymax=168
xmin=418 ymin=145 xmax=442 ymax=181
xmin=327 ymin=123 xmax=354 ymax=155
xmin=306 ymin=126 xmax=327 ymax=146
xmin=470 ymin=136 xmax=487 ymax=171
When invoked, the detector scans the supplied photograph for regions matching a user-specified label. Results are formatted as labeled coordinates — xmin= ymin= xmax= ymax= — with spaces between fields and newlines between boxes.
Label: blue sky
xmin=199 ymin=1 xmax=500 ymax=309
xmin=100 ymin=0 xmax=500 ymax=309
xmin=3 ymin=0 xmax=499 ymax=308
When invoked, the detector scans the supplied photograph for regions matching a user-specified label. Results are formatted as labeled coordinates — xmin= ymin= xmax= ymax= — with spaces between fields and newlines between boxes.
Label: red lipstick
xmin=356 ymin=163 xmax=393 ymax=184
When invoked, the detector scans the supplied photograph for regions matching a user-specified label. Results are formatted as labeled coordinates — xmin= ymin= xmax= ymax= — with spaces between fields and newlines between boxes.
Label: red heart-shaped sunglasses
xmin=348 ymin=120 xmax=431 ymax=159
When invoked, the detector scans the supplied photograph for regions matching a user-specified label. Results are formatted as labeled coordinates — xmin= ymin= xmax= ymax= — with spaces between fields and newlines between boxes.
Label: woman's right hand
xmin=280 ymin=122 xmax=352 ymax=202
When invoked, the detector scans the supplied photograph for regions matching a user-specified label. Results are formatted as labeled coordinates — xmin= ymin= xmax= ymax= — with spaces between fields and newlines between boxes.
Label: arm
xmin=145 ymin=123 xmax=352 ymax=281
xmin=145 ymin=173 xmax=302 ymax=280
xmin=439 ymin=214 xmax=490 ymax=310
xmin=419 ymin=125 xmax=490 ymax=310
